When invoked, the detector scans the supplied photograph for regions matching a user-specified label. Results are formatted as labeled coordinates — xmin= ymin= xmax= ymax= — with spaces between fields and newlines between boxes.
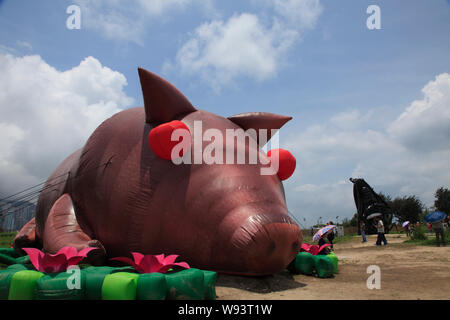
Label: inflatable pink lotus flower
xmin=111 ymin=253 xmax=190 ymax=274
xmin=301 ymin=243 xmax=332 ymax=256
xmin=22 ymin=247 xmax=97 ymax=273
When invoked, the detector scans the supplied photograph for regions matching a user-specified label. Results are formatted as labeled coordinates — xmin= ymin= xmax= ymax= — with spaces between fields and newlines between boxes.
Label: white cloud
xmin=167 ymin=13 xmax=298 ymax=90
xmin=136 ymin=0 xmax=194 ymax=15
xmin=388 ymin=72 xmax=450 ymax=153
xmin=284 ymin=73 xmax=450 ymax=226
xmin=0 ymin=54 xmax=133 ymax=196
xmin=166 ymin=0 xmax=322 ymax=90
xmin=0 ymin=44 xmax=16 ymax=55
xmin=272 ymin=0 xmax=323 ymax=30
xmin=73 ymin=0 xmax=215 ymax=44
xmin=15 ymin=41 xmax=32 ymax=51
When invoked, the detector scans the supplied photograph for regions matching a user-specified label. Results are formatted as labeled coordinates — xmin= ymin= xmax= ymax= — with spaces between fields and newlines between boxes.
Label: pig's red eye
xmin=267 ymin=148 xmax=296 ymax=180
xmin=148 ymin=120 xmax=191 ymax=160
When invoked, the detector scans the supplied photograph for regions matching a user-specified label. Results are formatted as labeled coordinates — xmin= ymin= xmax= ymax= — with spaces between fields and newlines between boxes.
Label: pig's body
xmin=14 ymin=69 xmax=302 ymax=275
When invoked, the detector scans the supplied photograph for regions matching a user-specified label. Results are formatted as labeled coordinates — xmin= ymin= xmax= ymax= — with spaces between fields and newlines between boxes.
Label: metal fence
xmin=0 ymin=200 xmax=36 ymax=232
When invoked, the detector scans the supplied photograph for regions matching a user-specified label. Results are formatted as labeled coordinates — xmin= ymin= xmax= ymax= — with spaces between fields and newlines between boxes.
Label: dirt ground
xmin=215 ymin=234 xmax=450 ymax=300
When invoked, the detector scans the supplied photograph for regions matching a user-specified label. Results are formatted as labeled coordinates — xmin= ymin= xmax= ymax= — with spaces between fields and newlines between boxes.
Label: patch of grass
xmin=404 ymin=228 xmax=449 ymax=246
xmin=388 ymin=231 xmax=404 ymax=235
xmin=0 ymin=232 xmax=17 ymax=270
xmin=0 ymin=232 xmax=16 ymax=248
xmin=410 ymin=225 xmax=427 ymax=240
xmin=333 ymin=234 xmax=357 ymax=244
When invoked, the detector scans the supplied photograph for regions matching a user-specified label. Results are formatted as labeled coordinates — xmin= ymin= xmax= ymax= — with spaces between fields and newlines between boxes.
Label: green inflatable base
xmin=9 ymin=270 xmax=45 ymax=300
xmin=288 ymin=251 xmax=339 ymax=278
xmin=0 ymin=264 xmax=217 ymax=300
xmin=0 ymin=248 xmax=31 ymax=267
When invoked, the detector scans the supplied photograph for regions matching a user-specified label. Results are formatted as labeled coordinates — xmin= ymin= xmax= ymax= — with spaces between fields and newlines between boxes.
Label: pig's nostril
xmin=268 ymin=241 xmax=276 ymax=255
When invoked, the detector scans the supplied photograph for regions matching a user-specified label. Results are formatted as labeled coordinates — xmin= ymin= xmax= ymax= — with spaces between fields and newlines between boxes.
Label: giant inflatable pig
xmin=13 ymin=68 xmax=302 ymax=275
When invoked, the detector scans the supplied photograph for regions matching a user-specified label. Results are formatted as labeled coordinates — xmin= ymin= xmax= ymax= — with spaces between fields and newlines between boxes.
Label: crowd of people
xmin=358 ymin=217 xmax=388 ymax=246
xmin=313 ymin=215 xmax=448 ymax=250
xmin=401 ymin=220 xmax=448 ymax=247
xmin=358 ymin=216 xmax=448 ymax=247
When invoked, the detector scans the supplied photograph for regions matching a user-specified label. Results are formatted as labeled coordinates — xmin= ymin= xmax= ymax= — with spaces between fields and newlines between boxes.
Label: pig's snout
xmin=230 ymin=213 xmax=302 ymax=275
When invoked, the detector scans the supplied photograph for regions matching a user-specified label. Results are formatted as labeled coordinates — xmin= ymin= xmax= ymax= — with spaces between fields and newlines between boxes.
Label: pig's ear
xmin=227 ymin=112 xmax=292 ymax=144
xmin=138 ymin=68 xmax=197 ymax=124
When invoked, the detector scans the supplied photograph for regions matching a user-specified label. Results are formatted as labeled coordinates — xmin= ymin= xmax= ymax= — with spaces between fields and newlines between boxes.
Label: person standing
xmin=326 ymin=221 xmax=335 ymax=249
xmin=360 ymin=221 xmax=367 ymax=243
xmin=375 ymin=217 xmax=388 ymax=246
xmin=404 ymin=223 xmax=411 ymax=237
xmin=317 ymin=236 xmax=332 ymax=255
xmin=432 ymin=220 xmax=446 ymax=247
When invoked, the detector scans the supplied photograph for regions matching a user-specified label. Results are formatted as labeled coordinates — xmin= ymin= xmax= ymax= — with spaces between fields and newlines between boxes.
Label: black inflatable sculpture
xmin=349 ymin=178 xmax=393 ymax=234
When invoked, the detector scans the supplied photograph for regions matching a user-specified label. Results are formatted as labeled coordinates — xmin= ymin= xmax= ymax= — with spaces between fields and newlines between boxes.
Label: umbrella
xmin=313 ymin=225 xmax=336 ymax=242
xmin=402 ymin=221 xmax=410 ymax=228
xmin=424 ymin=211 xmax=446 ymax=223
xmin=367 ymin=213 xmax=382 ymax=220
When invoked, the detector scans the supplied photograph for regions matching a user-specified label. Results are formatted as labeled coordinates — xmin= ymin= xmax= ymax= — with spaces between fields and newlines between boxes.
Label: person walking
xmin=375 ymin=217 xmax=388 ymax=246
xmin=360 ymin=221 xmax=367 ymax=243
xmin=432 ymin=220 xmax=446 ymax=247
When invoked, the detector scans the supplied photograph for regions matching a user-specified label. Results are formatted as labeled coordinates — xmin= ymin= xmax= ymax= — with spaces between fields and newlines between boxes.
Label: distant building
xmin=0 ymin=200 xmax=36 ymax=232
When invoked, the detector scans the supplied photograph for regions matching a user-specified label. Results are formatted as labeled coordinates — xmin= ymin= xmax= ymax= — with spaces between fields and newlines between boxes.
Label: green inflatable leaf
xmin=83 ymin=266 xmax=118 ymax=300
xmin=0 ymin=253 xmax=17 ymax=266
xmin=165 ymin=268 xmax=205 ymax=300
xmin=202 ymin=270 xmax=217 ymax=300
xmin=0 ymin=264 xmax=29 ymax=300
xmin=35 ymin=271 xmax=86 ymax=300
xmin=0 ymin=248 xmax=20 ymax=258
xmin=293 ymin=252 xmax=316 ymax=275
xmin=8 ymin=270 xmax=44 ymax=300
xmin=102 ymin=272 xmax=139 ymax=300
xmin=136 ymin=272 xmax=167 ymax=300
xmin=313 ymin=255 xmax=334 ymax=278
xmin=326 ymin=252 xmax=339 ymax=274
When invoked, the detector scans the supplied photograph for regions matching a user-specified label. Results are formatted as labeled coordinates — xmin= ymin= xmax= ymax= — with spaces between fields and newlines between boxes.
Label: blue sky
xmin=1 ymin=0 xmax=450 ymax=228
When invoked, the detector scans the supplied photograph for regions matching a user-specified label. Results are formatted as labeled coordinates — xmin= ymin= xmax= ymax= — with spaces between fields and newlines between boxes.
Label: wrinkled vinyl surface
xmin=14 ymin=68 xmax=302 ymax=275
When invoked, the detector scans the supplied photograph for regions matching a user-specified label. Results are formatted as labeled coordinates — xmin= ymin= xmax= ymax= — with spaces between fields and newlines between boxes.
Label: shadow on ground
xmin=216 ymin=270 xmax=306 ymax=294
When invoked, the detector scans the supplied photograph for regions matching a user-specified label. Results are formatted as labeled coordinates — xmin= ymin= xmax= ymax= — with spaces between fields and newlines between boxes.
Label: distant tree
xmin=434 ymin=187 xmax=450 ymax=215
xmin=377 ymin=192 xmax=425 ymax=224
xmin=389 ymin=195 xmax=424 ymax=224
xmin=418 ymin=208 xmax=429 ymax=223
xmin=342 ymin=213 xmax=358 ymax=227
xmin=349 ymin=212 xmax=358 ymax=226
xmin=377 ymin=192 xmax=392 ymax=204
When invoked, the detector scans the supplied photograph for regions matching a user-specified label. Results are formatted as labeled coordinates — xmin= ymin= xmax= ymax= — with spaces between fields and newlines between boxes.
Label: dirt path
xmin=215 ymin=234 xmax=450 ymax=300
